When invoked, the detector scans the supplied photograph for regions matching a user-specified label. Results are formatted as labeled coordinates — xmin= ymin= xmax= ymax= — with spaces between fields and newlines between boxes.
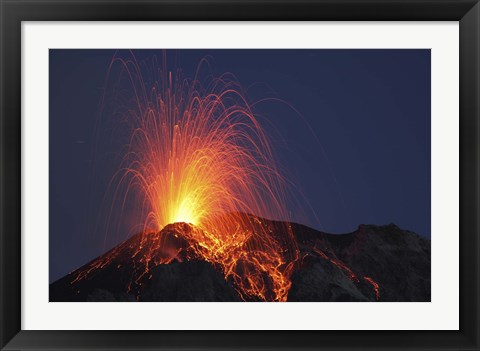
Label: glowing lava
xmin=101 ymin=53 xmax=299 ymax=301
xmin=313 ymin=246 xmax=359 ymax=283
xmin=364 ymin=276 xmax=380 ymax=301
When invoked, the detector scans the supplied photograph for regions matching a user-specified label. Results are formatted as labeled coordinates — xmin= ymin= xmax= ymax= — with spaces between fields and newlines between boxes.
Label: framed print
xmin=1 ymin=0 xmax=479 ymax=350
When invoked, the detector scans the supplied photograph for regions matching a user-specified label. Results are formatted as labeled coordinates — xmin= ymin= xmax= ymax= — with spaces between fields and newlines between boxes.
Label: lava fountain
xmin=99 ymin=52 xmax=299 ymax=301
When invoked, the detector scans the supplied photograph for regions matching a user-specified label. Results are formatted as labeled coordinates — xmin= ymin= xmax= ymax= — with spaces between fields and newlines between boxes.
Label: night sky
xmin=49 ymin=49 xmax=431 ymax=283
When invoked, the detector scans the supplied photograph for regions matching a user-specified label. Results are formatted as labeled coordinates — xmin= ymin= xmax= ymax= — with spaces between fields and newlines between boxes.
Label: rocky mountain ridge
xmin=50 ymin=218 xmax=430 ymax=302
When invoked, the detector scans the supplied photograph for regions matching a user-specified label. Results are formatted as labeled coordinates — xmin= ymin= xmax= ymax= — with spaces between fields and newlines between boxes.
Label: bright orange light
xmin=172 ymin=195 xmax=200 ymax=225
xmin=103 ymin=53 xmax=299 ymax=301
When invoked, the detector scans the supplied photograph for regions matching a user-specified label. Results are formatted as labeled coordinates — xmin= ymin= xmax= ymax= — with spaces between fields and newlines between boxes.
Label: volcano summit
xmin=50 ymin=217 xmax=430 ymax=302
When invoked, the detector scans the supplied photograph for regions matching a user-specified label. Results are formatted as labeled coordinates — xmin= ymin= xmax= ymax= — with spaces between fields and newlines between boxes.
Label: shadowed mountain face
xmin=50 ymin=218 xmax=430 ymax=302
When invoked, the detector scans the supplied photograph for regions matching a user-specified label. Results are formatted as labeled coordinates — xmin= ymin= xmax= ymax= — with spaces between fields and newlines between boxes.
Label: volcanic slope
xmin=50 ymin=217 xmax=430 ymax=302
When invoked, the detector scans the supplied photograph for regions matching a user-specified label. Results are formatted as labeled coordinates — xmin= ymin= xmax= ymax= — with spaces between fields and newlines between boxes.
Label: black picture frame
xmin=1 ymin=0 xmax=478 ymax=350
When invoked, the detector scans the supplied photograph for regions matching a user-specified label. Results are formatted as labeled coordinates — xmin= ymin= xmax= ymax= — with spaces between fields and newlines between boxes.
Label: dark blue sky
xmin=49 ymin=49 xmax=431 ymax=282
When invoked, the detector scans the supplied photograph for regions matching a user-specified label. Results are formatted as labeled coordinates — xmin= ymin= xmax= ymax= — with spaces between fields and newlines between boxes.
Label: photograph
xmin=49 ymin=49 xmax=431 ymax=303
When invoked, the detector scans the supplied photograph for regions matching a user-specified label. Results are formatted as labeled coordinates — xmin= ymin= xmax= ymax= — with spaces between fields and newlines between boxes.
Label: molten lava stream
xmin=364 ymin=276 xmax=380 ymax=301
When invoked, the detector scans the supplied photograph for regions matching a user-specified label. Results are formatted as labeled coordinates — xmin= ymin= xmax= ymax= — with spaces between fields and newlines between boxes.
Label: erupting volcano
xmin=49 ymin=51 xmax=431 ymax=302
xmin=97 ymin=53 xmax=302 ymax=301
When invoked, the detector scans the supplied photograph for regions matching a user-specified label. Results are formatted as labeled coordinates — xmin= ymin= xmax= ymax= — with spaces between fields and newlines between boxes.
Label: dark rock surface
xmin=288 ymin=223 xmax=430 ymax=302
xmin=50 ymin=219 xmax=430 ymax=302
